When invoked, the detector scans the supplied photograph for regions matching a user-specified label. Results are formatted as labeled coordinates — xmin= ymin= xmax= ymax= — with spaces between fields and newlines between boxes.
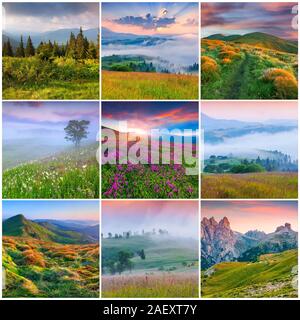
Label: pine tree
xmin=15 ymin=36 xmax=25 ymax=57
xmin=66 ymin=32 xmax=76 ymax=58
xmin=76 ymin=27 xmax=86 ymax=59
xmin=52 ymin=41 xmax=60 ymax=57
xmin=25 ymin=36 xmax=35 ymax=57
xmin=87 ymin=41 xmax=97 ymax=59
xmin=3 ymin=40 xmax=13 ymax=56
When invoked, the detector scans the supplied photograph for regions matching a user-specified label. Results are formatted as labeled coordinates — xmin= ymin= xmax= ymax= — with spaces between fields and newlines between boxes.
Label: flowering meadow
xmin=102 ymin=164 xmax=198 ymax=199
xmin=3 ymin=144 xmax=99 ymax=199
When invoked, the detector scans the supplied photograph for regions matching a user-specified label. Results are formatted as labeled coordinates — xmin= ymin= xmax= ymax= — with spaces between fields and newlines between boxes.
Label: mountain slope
xmin=3 ymin=215 xmax=96 ymax=244
xmin=201 ymin=217 xmax=298 ymax=269
xmin=202 ymin=249 xmax=298 ymax=298
xmin=205 ymin=32 xmax=298 ymax=54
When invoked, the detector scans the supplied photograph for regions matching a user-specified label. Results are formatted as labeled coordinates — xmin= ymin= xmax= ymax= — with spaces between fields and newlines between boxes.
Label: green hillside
xmin=3 ymin=215 xmax=93 ymax=244
xmin=102 ymin=235 xmax=198 ymax=274
xmin=3 ymin=143 xmax=99 ymax=199
xmin=202 ymin=249 xmax=298 ymax=298
xmin=206 ymin=32 xmax=298 ymax=54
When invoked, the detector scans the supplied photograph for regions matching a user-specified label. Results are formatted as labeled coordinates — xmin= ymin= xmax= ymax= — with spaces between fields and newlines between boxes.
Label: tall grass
xmin=102 ymin=70 xmax=198 ymax=100
xmin=201 ymin=172 xmax=298 ymax=199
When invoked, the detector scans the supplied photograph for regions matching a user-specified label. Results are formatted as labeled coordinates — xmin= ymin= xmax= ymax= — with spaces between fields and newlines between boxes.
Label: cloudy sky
xmin=3 ymin=102 xmax=99 ymax=145
xmin=102 ymin=200 xmax=198 ymax=238
xmin=102 ymin=2 xmax=198 ymax=36
xmin=3 ymin=200 xmax=99 ymax=222
xmin=202 ymin=2 xmax=298 ymax=40
xmin=3 ymin=2 xmax=99 ymax=32
xmin=102 ymin=102 xmax=198 ymax=135
xmin=202 ymin=201 xmax=298 ymax=233
xmin=202 ymin=101 xmax=298 ymax=122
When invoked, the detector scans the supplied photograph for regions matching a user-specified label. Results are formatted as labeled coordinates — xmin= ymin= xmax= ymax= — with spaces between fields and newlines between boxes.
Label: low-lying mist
xmin=204 ymin=129 xmax=298 ymax=160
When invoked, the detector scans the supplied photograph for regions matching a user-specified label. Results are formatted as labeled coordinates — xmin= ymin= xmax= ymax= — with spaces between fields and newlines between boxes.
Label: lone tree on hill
xmin=64 ymin=120 xmax=90 ymax=148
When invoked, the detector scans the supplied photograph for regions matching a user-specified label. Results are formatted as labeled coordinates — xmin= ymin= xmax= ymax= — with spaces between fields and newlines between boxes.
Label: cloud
xmin=201 ymin=2 xmax=297 ymax=40
xmin=113 ymin=13 xmax=175 ymax=30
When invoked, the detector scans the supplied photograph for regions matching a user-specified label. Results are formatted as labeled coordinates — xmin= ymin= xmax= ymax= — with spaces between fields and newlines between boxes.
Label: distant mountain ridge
xmin=205 ymin=32 xmax=298 ymax=54
xmin=3 ymin=28 xmax=98 ymax=47
xmin=3 ymin=214 xmax=98 ymax=244
xmin=201 ymin=217 xmax=298 ymax=269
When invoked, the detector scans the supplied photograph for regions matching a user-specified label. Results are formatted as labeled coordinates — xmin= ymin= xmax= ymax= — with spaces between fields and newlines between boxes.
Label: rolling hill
xmin=205 ymin=32 xmax=298 ymax=54
xmin=202 ymin=249 xmax=298 ymax=298
xmin=3 ymin=214 xmax=98 ymax=244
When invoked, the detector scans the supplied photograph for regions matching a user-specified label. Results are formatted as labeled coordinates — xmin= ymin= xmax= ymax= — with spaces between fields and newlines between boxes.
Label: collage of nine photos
xmin=1 ymin=2 xmax=298 ymax=299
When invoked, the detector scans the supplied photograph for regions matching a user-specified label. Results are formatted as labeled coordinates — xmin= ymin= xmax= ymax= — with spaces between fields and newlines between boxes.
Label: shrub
xmin=221 ymin=58 xmax=232 ymax=64
xmin=274 ymin=76 xmax=298 ymax=99
xmin=201 ymin=56 xmax=219 ymax=82
xmin=262 ymin=68 xmax=298 ymax=99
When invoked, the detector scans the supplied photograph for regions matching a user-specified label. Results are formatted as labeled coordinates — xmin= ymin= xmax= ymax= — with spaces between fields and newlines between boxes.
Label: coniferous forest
xmin=3 ymin=28 xmax=99 ymax=99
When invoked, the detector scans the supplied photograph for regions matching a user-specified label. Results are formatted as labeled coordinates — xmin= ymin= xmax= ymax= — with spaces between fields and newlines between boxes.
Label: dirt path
xmin=225 ymin=52 xmax=250 ymax=99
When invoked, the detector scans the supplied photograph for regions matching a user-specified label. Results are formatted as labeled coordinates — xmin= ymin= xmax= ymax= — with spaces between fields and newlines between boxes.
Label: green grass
xmin=102 ymin=70 xmax=198 ymax=100
xmin=3 ymin=144 xmax=99 ymax=199
xmin=3 ymin=56 xmax=99 ymax=99
xmin=201 ymin=172 xmax=298 ymax=199
xmin=202 ymin=250 xmax=298 ymax=298
xmin=201 ymin=39 xmax=297 ymax=99
xmin=3 ymin=236 xmax=99 ymax=298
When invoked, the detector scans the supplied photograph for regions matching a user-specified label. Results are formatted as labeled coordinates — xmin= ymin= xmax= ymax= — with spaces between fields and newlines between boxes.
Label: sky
xmin=102 ymin=2 xmax=198 ymax=36
xmin=3 ymin=2 xmax=99 ymax=32
xmin=3 ymin=200 xmax=99 ymax=222
xmin=102 ymin=102 xmax=198 ymax=135
xmin=202 ymin=2 xmax=298 ymax=40
xmin=102 ymin=200 xmax=198 ymax=238
xmin=3 ymin=102 xmax=99 ymax=145
xmin=202 ymin=101 xmax=298 ymax=122
xmin=202 ymin=201 xmax=298 ymax=233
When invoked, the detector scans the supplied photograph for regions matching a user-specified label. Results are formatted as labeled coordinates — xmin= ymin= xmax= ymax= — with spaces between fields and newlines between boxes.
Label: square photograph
xmin=102 ymin=101 xmax=199 ymax=199
xmin=101 ymin=200 xmax=199 ymax=298
xmin=101 ymin=2 xmax=199 ymax=100
xmin=201 ymin=101 xmax=298 ymax=199
xmin=201 ymin=200 xmax=298 ymax=298
xmin=3 ymin=101 xmax=99 ymax=199
xmin=2 ymin=200 xmax=100 ymax=298
xmin=201 ymin=2 xmax=298 ymax=99
xmin=2 ymin=2 xmax=99 ymax=99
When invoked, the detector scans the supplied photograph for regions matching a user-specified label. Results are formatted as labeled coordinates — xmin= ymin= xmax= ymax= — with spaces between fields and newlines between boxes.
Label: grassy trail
xmin=225 ymin=52 xmax=250 ymax=99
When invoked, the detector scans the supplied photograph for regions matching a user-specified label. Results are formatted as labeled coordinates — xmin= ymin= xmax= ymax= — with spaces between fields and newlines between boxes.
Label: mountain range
xmin=205 ymin=32 xmax=298 ymax=54
xmin=202 ymin=113 xmax=298 ymax=144
xmin=201 ymin=217 xmax=298 ymax=269
xmin=3 ymin=28 xmax=98 ymax=47
xmin=102 ymin=27 xmax=171 ymax=47
xmin=3 ymin=214 xmax=99 ymax=244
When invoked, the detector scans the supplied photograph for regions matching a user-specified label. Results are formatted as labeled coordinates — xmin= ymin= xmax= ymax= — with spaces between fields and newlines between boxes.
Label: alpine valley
xmin=201 ymin=216 xmax=298 ymax=298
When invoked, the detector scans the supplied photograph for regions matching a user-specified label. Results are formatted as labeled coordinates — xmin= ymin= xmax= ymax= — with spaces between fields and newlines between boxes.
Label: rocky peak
xmin=219 ymin=216 xmax=230 ymax=229
xmin=275 ymin=223 xmax=292 ymax=233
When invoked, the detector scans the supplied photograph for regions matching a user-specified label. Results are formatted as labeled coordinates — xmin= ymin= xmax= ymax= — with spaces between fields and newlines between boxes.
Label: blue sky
xmin=3 ymin=200 xmax=99 ymax=221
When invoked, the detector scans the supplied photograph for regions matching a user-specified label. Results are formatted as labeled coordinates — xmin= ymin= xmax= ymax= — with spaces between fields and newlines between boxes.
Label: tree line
xmin=3 ymin=27 xmax=99 ymax=60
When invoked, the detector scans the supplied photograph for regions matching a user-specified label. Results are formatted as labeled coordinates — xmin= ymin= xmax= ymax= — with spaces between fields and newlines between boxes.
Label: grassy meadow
xmin=102 ymin=70 xmax=198 ymax=100
xmin=102 ymin=272 xmax=198 ymax=298
xmin=3 ymin=144 xmax=99 ymax=199
xmin=202 ymin=250 xmax=298 ymax=298
xmin=102 ymin=164 xmax=198 ymax=199
xmin=102 ymin=235 xmax=199 ymax=298
xmin=201 ymin=38 xmax=298 ymax=99
xmin=201 ymin=172 xmax=298 ymax=199
xmin=3 ymin=236 xmax=99 ymax=298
